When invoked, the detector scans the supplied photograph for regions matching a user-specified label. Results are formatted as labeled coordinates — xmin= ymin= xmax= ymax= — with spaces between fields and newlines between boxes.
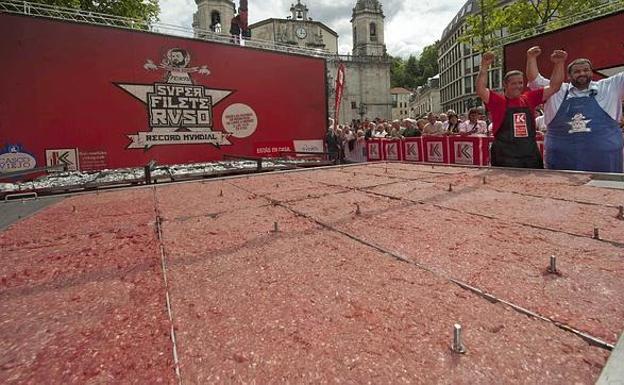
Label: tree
xmin=417 ymin=43 xmax=439 ymax=85
xmin=461 ymin=0 xmax=602 ymax=51
xmin=404 ymin=55 xmax=420 ymax=89
xmin=30 ymin=0 xmax=160 ymax=23
xmin=390 ymin=56 xmax=406 ymax=88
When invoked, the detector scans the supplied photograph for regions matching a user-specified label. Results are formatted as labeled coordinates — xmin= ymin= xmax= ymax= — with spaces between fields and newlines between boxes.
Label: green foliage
xmin=30 ymin=0 xmax=160 ymax=23
xmin=460 ymin=0 xmax=604 ymax=52
xmin=390 ymin=42 xmax=440 ymax=89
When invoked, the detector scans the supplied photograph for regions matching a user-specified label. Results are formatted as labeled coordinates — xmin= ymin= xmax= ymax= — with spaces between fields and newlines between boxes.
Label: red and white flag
xmin=334 ymin=63 xmax=346 ymax=130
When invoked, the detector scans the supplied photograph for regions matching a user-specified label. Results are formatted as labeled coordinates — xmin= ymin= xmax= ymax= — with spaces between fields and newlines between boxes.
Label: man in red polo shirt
xmin=476 ymin=49 xmax=567 ymax=168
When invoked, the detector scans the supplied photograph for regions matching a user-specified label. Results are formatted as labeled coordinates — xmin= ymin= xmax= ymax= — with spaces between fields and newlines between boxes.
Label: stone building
xmin=327 ymin=0 xmax=392 ymax=124
xmin=193 ymin=0 xmax=392 ymax=123
xmin=248 ymin=1 xmax=339 ymax=53
xmin=411 ymin=75 xmax=441 ymax=118
xmin=390 ymin=87 xmax=412 ymax=120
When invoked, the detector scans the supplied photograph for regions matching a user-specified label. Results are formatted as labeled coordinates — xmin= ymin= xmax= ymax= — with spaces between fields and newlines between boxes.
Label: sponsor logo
xmin=368 ymin=143 xmax=380 ymax=160
xmin=293 ymin=140 xmax=324 ymax=154
xmin=513 ymin=113 xmax=528 ymax=138
xmin=405 ymin=142 xmax=420 ymax=161
xmin=455 ymin=142 xmax=473 ymax=165
xmin=117 ymin=48 xmax=256 ymax=149
xmin=0 ymin=144 xmax=36 ymax=172
xmin=427 ymin=142 xmax=443 ymax=163
xmin=46 ymin=148 xmax=79 ymax=171
xmin=385 ymin=143 xmax=398 ymax=160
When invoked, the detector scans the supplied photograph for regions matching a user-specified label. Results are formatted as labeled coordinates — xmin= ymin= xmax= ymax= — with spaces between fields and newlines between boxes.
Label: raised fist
xmin=550 ymin=49 xmax=568 ymax=64
xmin=482 ymin=51 xmax=495 ymax=66
xmin=527 ymin=46 xmax=542 ymax=58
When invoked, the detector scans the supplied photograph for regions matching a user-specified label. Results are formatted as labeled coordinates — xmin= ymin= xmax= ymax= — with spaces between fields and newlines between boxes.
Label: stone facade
xmin=193 ymin=0 xmax=235 ymax=35
xmin=411 ymin=76 xmax=441 ymax=118
xmin=193 ymin=0 xmax=392 ymax=123
xmin=390 ymin=87 xmax=412 ymax=120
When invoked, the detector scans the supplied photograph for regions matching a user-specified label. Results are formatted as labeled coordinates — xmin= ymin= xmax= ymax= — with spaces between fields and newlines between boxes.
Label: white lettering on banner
xmin=127 ymin=131 xmax=232 ymax=148
xmin=427 ymin=142 xmax=444 ymax=163
xmin=455 ymin=142 xmax=474 ymax=165
xmin=404 ymin=143 xmax=420 ymax=161
xmin=117 ymin=47 xmax=247 ymax=150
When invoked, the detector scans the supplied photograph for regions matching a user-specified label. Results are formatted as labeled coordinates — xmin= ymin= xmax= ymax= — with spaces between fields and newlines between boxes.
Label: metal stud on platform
xmin=448 ymin=183 xmax=453 ymax=192
xmin=355 ymin=203 xmax=362 ymax=216
xmin=451 ymin=324 xmax=466 ymax=354
xmin=272 ymin=221 xmax=279 ymax=233
xmin=218 ymin=189 xmax=223 ymax=197
xmin=593 ymin=227 xmax=600 ymax=240
xmin=547 ymin=255 xmax=558 ymax=274
xmin=617 ymin=205 xmax=624 ymax=220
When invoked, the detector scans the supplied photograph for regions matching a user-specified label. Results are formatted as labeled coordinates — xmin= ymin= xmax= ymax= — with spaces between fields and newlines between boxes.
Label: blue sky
xmin=158 ymin=0 xmax=467 ymax=58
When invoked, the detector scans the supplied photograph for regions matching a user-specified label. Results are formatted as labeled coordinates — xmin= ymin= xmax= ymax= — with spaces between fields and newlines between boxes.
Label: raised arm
xmin=477 ymin=52 xmax=496 ymax=104
xmin=542 ymin=49 xmax=568 ymax=101
xmin=525 ymin=46 xmax=541 ymax=83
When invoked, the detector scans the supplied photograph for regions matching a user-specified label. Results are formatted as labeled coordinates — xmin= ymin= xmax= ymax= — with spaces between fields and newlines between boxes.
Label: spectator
xmin=403 ymin=119 xmax=422 ymax=137
xmin=372 ymin=123 xmax=387 ymax=138
xmin=439 ymin=113 xmax=449 ymax=131
xmin=460 ymin=108 xmax=488 ymax=135
xmin=446 ymin=112 xmax=461 ymax=134
xmin=423 ymin=112 xmax=446 ymax=135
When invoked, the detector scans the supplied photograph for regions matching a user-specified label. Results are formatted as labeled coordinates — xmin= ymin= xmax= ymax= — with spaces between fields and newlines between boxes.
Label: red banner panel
xmin=480 ymin=137 xmax=495 ymax=166
xmin=422 ymin=136 xmax=449 ymax=164
xmin=0 ymin=14 xmax=327 ymax=171
xmin=448 ymin=136 xmax=482 ymax=166
xmin=403 ymin=138 xmax=423 ymax=162
xmin=382 ymin=140 xmax=403 ymax=161
xmin=367 ymin=139 xmax=383 ymax=161
xmin=504 ymin=12 xmax=624 ymax=80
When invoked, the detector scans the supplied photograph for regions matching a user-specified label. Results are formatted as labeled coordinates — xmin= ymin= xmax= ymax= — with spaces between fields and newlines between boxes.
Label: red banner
xmin=366 ymin=139 xmax=383 ymax=161
xmin=422 ymin=136 xmax=449 ymax=164
xmin=334 ymin=63 xmax=346 ymax=130
xmin=403 ymin=138 xmax=423 ymax=162
xmin=0 ymin=14 xmax=327 ymax=171
xmin=448 ymin=136 xmax=482 ymax=166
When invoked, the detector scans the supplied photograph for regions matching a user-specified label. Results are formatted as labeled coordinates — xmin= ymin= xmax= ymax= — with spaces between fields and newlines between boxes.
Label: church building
xmin=193 ymin=0 xmax=392 ymax=123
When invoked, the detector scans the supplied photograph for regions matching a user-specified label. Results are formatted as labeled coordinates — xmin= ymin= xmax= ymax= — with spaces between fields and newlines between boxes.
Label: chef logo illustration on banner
xmin=117 ymin=48 xmax=258 ymax=149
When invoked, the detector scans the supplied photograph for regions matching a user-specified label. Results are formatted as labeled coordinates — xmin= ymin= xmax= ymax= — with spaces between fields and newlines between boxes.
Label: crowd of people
xmin=327 ymin=45 xmax=624 ymax=172
xmin=325 ymin=107 xmax=496 ymax=163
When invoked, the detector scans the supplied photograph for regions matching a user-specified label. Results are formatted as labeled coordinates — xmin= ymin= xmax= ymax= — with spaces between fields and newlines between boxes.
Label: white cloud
xmin=158 ymin=0 xmax=466 ymax=57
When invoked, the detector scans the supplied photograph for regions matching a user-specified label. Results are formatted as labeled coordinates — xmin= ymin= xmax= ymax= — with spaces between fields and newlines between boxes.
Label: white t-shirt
xmin=459 ymin=120 xmax=488 ymax=134
xmin=528 ymin=72 xmax=624 ymax=125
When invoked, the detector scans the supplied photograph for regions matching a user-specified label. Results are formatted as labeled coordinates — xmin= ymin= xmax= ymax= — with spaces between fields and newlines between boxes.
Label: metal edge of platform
xmin=597 ymin=331 xmax=624 ymax=385
xmin=0 ymin=196 xmax=64 ymax=231
xmin=0 ymin=161 xmax=621 ymax=202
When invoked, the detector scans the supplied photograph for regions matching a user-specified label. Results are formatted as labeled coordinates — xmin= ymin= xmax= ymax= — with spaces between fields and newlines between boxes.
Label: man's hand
xmin=550 ymin=49 xmax=568 ymax=64
xmin=527 ymin=46 xmax=542 ymax=59
xmin=482 ymin=52 xmax=495 ymax=67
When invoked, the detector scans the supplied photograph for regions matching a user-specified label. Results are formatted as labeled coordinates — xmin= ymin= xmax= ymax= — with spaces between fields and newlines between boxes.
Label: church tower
xmin=193 ymin=0 xmax=236 ymax=34
xmin=351 ymin=0 xmax=386 ymax=56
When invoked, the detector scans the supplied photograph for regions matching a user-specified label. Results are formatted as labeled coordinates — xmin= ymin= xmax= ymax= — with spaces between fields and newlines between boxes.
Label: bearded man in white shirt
xmin=526 ymin=46 xmax=624 ymax=173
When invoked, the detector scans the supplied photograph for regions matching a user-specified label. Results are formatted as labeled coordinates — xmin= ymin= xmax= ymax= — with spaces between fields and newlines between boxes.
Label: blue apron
xmin=546 ymin=90 xmax=623 ymax=173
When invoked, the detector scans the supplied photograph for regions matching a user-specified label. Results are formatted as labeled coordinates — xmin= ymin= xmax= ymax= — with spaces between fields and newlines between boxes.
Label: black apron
xmin=490 ymin=104 xmax=543 ymax=169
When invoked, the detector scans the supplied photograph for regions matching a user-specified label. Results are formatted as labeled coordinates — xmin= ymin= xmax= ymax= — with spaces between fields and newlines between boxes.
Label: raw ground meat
xmin=1 ymin=162 xmax=621 ymax=384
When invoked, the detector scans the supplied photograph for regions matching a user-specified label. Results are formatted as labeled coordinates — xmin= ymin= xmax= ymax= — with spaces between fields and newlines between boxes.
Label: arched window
xmin=210 ymin=11 xmax=221 ymax=32
xmin=369 ymin=23 xmax=377 ymax=41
